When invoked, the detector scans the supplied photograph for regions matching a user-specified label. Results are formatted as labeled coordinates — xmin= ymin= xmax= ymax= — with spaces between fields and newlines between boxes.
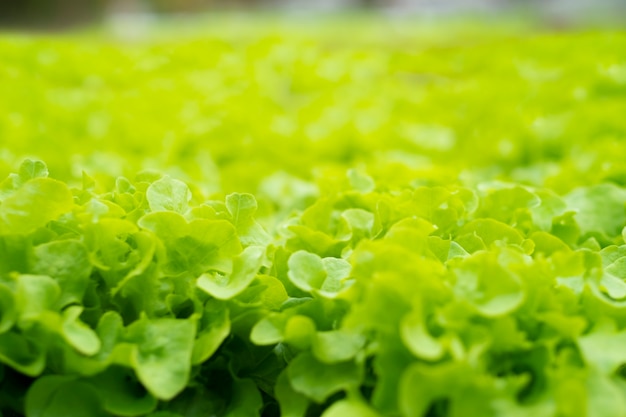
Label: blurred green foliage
xmin=1 ymin=17 xmax=626 ymax=417
xmin=1 ymin=18 xmax=625 ymax=195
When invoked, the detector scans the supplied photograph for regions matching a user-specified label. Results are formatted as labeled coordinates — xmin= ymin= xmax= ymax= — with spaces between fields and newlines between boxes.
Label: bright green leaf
xmin=321 ymin=399 xmax=381 ymax=417
xmin=146 ymin=176 xmax=191 ymax=214
xmin=197 ymin=245 xmax=265 ymax=300
xmin=287 ymin=353 xmax=362 ymax=403
xmin=0 ymin=178 xmax=73 ymax=235
xmin=29 ymin=240 xmax=92 ymax=308
xmin=312 ymin=330 xmax=366 ymax=364
xmin=191 ymin=300 xmax=231 ymax=364
xmin=126 ymin=318 xmax=196 ymax=400
xmin=61 ymin=306 xmax=101 ymax=356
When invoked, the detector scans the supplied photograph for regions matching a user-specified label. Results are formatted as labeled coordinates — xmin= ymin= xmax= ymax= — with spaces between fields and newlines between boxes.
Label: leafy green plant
xmin=1 ymin=156 xmax=626 ymax=416
xmin=1 ymin=17 xmax=626 ymax=417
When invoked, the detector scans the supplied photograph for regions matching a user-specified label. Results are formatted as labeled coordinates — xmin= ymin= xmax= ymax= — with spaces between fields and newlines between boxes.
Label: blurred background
xmin=0 ymin=0 xmax=625 ymax=29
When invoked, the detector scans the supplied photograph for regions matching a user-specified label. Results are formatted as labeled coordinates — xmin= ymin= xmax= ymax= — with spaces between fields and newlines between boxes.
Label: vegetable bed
xmin=1 ymin=17 xmax=626 ymax=417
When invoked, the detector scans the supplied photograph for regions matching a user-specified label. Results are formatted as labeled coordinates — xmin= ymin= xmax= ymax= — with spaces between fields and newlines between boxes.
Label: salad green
xmin=1 ymin=16 xmax=626 ymax=417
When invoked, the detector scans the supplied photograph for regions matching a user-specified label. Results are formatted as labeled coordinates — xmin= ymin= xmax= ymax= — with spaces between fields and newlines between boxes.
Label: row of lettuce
xmin=1 ymin=27 xmax=625 ymax=195
xmin=2 ymin=159 xmax=626 ymax=417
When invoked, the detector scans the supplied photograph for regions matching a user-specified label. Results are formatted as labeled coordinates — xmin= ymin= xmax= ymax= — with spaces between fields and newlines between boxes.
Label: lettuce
xmin=1 ymin=18 xmax=626 ymax=417
xmin=0 ymin=156 xmax=624 ymax=416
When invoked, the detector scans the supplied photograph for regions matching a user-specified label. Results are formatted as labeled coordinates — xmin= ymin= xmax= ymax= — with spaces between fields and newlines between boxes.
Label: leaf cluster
xmin=1 ymin=158 xmax=626 ymax=416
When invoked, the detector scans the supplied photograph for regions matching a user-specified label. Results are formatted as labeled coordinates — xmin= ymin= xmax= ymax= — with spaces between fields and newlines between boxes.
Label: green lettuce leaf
xmin=0 ymin=178 xmax=73 ymax=235
xmin=126 ymin=317 xmax=196 ymax=400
